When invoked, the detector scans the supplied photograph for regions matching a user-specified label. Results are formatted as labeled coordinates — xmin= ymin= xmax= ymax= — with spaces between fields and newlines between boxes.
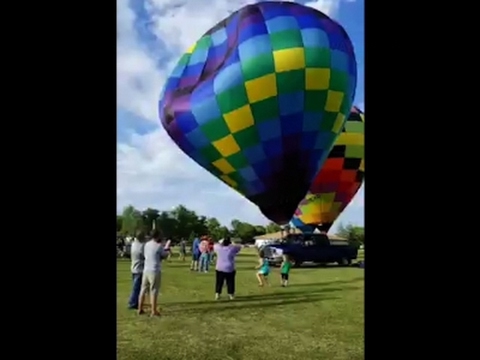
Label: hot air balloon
xmin=159 ymin=1 xmax=357 ymax=224
xmin=291 ymin=106 xmax=364 ymax=232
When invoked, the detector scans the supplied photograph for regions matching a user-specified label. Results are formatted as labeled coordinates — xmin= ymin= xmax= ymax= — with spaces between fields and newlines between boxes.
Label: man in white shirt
xmin=138 ymin=230 xmax=171 ymax=316
xmin=128 ymin=231 xmax=145 ymax=309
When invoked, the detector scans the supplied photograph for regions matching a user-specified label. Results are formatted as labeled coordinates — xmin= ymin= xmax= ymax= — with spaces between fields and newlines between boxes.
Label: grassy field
xmin=117 ymin=248 xmax=364 ymax=360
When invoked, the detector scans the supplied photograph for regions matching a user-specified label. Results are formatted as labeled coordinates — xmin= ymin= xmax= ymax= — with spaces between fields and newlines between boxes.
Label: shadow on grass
xmin=228 ymin=286 xmax=359 ymax=302
xmin=289 ymin=263 xmax=362 ymax=269
xmin=288 ymin=277 xmax=364 ymax=287
xmin=173 ymin=293 xmax=339 ymax=314
xmin=167 ymin=285 xmax=359 ymax=309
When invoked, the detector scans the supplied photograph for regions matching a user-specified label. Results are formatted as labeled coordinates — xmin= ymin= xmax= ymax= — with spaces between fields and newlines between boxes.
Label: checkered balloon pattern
xmin=159 ymin=1 xmax=357 ymax=224
xmin=290 ymin=106 xmax=364 ymax=232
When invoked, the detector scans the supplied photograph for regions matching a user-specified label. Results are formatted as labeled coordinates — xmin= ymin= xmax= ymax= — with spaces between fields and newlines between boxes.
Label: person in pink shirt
xmin=198 ymin=236 xmax=210 ymax=273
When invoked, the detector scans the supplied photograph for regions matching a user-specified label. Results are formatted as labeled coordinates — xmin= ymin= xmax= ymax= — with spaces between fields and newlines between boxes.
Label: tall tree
xmin=336 ymin=223 xmax=364 ymax=247
xmin=230 ymin=219 xmax=241 ymax=235
xmin=230 ymin=219 xmax=257 ymax=243
xmin=120 ymin=205 xmax=143 ymax=235
xmin=195 ymin=215 xmax=209 ymax=237
xmin=156 ymin=211 xmax=178 ymax=239
xmin=206 ymin=217 xmax=222 ymax=240
xmin=265 ymin=222 xmax=282 ymax=234
xmin=171 ymin=205 xmax=203 ymax=239
xmin=142 ymin=208 xmax=160 ymax=233
xmin=117 ymin=215 xmax=123 ymax=232
xmin=254 ymin=225 xmax=266 ymax=235
xmin=219 ymin=226 xmax=230 ymax=239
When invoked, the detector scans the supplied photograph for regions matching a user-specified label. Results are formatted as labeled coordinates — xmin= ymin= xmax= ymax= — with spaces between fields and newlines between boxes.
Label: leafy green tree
xmin=230 ymin=219 xmax=257 ymax=243
xmin=336 ymin=222 xmax=364 ymax=248
xmin=254 ymin=225 xmax=266 ymax=235
xmin=120 ymin=205 xmax=143 ymax=235
xmin=206 ymin=217 xmax=222 ymax=240
xmin=171 ymin=205 xmax=196 ymax=239
xmin=194 ymin=215 xmax=209 ymax=237
xmin=117 ymin=215 xmax=123 ymax=232
xmin=142 ymin=208 xmax=160 ymax=233
xmin=219 ymin=226 xmax=230 ymax=238
xmin=265 ymin=222 xmax=281 ymax=233
xmin=157 ymin=211 xmax=177 ymax=239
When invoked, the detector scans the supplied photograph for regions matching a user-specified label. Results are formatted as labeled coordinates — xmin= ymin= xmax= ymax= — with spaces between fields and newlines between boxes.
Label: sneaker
xmin=215 ymin=293 xmax=220 ymax=300
xmin=228 ymin=295 xmax=234 ymax=300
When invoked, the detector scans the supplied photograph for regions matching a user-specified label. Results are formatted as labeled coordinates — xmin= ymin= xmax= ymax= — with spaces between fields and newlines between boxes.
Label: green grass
xmin=117 ymin=248 xmax=364 ymax=360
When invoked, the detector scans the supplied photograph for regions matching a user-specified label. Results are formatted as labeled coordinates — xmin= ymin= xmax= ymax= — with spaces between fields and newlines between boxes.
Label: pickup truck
xmin=262 ymin=233 xmax=358 ymax=267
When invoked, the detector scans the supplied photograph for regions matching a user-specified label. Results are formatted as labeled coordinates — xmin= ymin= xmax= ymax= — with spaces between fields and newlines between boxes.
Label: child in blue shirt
xmin=255 ymin=249 xmax=270 ymax=286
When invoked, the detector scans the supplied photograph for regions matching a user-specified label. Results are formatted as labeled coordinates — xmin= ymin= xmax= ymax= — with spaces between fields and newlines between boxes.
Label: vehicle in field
xmin=262 ymin=232 xmax=358 ymax=267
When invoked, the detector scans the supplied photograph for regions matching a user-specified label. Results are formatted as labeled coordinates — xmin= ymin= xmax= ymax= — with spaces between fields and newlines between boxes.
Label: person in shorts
xmin=280 ymin=254 xmax=292 ymax=287
xmin=255 ymin=249 xmax=270 ymax=286
xmin=138 ymin=230 xmax=171 ymax=316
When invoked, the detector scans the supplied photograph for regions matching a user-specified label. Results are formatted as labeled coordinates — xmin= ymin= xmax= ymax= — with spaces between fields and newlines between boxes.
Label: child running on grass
xmin=255 ymin=249 xmax=270 ymax=286
xmin=280 ymin=254 xmax=292 ymax=287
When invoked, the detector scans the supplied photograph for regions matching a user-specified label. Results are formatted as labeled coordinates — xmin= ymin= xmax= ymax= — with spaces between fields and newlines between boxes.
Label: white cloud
xmin=116 ymin=0 xmax=363 ymax=226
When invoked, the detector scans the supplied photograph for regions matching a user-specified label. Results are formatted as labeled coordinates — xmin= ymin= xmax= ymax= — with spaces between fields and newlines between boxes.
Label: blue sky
xmin=117 ymin=0 xmax=364 ymax=232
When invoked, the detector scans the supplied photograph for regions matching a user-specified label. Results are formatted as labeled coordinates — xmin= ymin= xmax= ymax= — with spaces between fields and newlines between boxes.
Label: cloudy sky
xmin=117 ymin=0 xmax=364 ymax=231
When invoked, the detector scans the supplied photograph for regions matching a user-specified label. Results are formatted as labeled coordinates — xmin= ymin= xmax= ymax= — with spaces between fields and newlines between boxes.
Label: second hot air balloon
xmin=159 ymin=1 xmax=357 ymax=224
xmin=291 ymin=106 xmax=364 ymax=232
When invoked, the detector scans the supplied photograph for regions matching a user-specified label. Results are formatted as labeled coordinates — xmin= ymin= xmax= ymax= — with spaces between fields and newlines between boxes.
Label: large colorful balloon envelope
xmin=291 ymin=106 xmax=364 ymax=232
xmin=158 ymin=1 xmax=357 ymax=224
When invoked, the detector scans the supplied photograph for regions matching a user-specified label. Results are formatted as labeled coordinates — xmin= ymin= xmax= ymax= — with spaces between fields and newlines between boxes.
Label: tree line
xmin=117 ymin=204 xmax=364 ymax=245
xmin=117 ymin=204 xmax=283 ymax=243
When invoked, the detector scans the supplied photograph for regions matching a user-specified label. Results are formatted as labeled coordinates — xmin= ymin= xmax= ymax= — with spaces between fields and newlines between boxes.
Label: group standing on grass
xmin=190 ymin=235 xmax=215 ymax=272
xmin=128 ymin=230 xmax=171 ymax=316
xmin=127 ymin=230 xmax=293 ymax=316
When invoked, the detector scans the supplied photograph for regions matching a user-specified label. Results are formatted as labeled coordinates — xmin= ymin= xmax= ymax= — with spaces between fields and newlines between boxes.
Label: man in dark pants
xmin=190 ymin=235 xmax=200 ymax=271
xmin=128 ymin=231 xmax=145 ymax=309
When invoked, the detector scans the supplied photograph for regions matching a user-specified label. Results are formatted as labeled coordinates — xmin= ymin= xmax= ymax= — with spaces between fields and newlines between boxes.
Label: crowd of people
xmin=126 ymin=230 xmax=293 ymax=317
